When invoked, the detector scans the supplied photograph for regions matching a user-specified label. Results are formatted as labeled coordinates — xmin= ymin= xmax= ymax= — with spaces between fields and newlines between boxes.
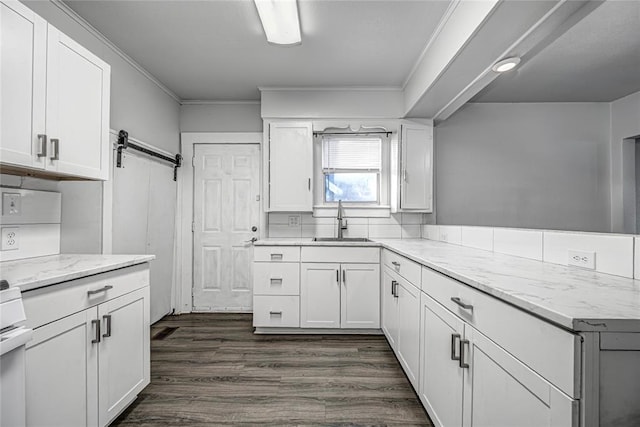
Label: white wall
xmin=610 ymin=91 xmax=640 ymax=233
xmin=180 ymin=103 xmax=262 ymax=132
xmin=434 ymin=102 xmax=611 ymax=232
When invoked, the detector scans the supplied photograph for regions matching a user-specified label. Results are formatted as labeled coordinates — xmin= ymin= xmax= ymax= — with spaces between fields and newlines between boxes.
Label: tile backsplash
xmin=268 ymin=213 xmax=424 ymax=240
xmin=423 ymin=224 xmax=638 ymax=279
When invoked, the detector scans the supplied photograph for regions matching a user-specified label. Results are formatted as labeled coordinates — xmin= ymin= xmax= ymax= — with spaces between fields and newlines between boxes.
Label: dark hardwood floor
xmin=113 ymin=313 xmax=433 ymax=426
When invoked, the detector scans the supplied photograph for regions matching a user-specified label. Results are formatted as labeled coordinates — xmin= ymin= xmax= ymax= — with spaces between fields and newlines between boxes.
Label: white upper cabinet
xmin=399 ymin=122 xmax=433 ymax=211
xmin=267 ymin=121 xmax=313 ymax=211
xmin=0 ymin=1 xmax=111 ymax=180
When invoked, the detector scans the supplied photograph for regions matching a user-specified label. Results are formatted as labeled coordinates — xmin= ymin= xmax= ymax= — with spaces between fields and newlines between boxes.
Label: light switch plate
xmin=568 ymin=250 xmax=596 ymax=270
xmin=2 ymin=192 xmax=21 ymax=216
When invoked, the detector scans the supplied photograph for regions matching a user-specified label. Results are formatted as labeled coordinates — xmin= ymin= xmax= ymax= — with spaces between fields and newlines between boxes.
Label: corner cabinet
xmin=266 ymin=121 xmax=313 ymax=211
xmin=396 ymin=121 xmax=433 ymax=212
xmin=0 ymin=0 xmax=110 ymax=180
xmin=22 ymin=263 xmax=150 ymax=427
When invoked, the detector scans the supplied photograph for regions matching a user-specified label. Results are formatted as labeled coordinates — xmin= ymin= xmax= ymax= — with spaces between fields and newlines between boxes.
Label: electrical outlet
xmin=1 ymin=227 xmax=20 ymax=251
xmin=288 ymin=215 xmax=300 ymax=227
xmin=568 ymin=250 xmax=596 ymax=270
xmin=2 ymin=192 xmax=21 ymax=216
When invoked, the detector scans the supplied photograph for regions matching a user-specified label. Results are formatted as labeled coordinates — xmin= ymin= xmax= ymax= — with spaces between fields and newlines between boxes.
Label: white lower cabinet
xmin=300 ymin=262 xmax=379 ymax=329
xmin=23 ymin=264 xmax=150 ymax=427
xmin=382 ymin=265 xmax=421 ymax=389
xmin=419 ymin=284 xmax=577 ymax=427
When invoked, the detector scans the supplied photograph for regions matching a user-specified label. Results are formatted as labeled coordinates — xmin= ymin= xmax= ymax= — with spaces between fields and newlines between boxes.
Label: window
xmin=321 ymin=135 xmax=382 ymax=203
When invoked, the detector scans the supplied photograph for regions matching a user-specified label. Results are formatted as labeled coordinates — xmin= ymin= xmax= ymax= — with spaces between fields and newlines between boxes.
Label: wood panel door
xmin=193 ymin=144 xmax=260 ymax=311
xmin=340 ymin=263 xmax=380 ymax=329
xmin=0 ymin=0 xmax=47 ymax=169
xmin=300 ymin=263 xmax=341 ymax=328
xmin=25 ymin=309 xmax=98 ymax=427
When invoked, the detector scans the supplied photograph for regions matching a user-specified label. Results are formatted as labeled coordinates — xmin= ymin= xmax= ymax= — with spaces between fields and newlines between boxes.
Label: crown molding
xmin=51 ymin=0 xmax=181 ymax=103
xmin=181 ymin=100 xmax=261 ymax=106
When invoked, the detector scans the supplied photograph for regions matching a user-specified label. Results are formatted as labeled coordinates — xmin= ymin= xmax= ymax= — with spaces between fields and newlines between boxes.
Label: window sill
xmin=313 ymin=205 xmax=391 ymax=218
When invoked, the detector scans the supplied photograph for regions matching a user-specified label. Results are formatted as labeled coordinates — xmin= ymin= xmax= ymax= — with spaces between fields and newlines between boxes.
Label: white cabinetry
xmin=23 ymin=263 xmax=150 ymax=427
xmin=267 ymin=121 xmax=313 ymax=211
xmin=0 ymin=0 xmax=110 ymax=180
xmin=300 ymin=262 xmax=341 ymax=328
xmin=397 ymin=122 xmax=433 ymax=212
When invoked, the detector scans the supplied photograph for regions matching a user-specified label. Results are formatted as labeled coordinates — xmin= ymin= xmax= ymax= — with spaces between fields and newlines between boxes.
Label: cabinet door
xmin=300 ymin=263 xmax=341 ymax=328
xmin=399 ymin=123 xmax=433 ymax=211
xmin=46 ymin=25 xmax=110 ymax=180
xmin=268 ymin=121 xmax=313 ymax=211
xmin=98 ymin=287 xmax=150 ymax=427
xmin=25 ymin=308 xmax=99 ymax=427
xmin=397 ymin=279 xmax=421 ymax=390
xmin=419 ymin=292 xmax=465 ymax=427
xmin=462 ymin=326 xmax=577 ymax=427
xmin=340 ymin=263 xmax=380 ymax=329
xmin=381 ymin=268 xmax=399 ymax=349
xmin=0 ymin=0 xmax=46 ymax=169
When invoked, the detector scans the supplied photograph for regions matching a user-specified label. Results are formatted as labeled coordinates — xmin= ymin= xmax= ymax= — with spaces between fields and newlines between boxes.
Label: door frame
xmin=176 ymin=132 xmax=263 ymax=314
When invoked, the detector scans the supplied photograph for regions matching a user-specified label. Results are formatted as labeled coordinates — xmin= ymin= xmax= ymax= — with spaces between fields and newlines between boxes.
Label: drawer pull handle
xmin=91 ymin=319 xmax=101 ymax=344
xmin=336 ymin=269 xmax=339 ymax=283
xmin=459 ymin=339 xmax=470 ymax=369
xmin=269 ymin=310 xmax=282 ymax=315
xmin=392 ymin=280 xmax=398 ymax=298
xmin=451 ymin=333 xmax=461 ymax=361
xmin=37 ymin=134 xmax=47 ymax=157
xmin=342 ymin=269 xmax=346 ymax=284
xmin=451 ymin=297 xmax=473 ymax=310
xmin=50 ymin=138 xmax=60 ymax=160
xmin=391 ymin=261 xmax=400 ymax=268
xmin=270 ymin=278 xmax=283 ymax=285
xmin=270 ymin=253 xmax=283 ymax=261
xmin=87 ymin=285 xmax=113 ymax=296
xmin=102 ymin=315 xmax=112 ymax=338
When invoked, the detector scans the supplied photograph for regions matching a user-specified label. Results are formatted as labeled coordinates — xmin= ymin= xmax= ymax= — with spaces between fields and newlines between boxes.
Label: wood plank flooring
xmin=113 ymin=313 xmax=433 ymax=426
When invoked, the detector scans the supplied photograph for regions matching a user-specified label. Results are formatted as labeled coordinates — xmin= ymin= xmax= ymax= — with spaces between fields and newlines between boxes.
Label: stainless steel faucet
xmin=337 ymin=200 xmax=347 ymax=239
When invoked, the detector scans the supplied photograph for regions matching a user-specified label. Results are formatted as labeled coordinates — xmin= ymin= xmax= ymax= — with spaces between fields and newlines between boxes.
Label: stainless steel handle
xmin=451 ymin=333 xmax=461 ymax=361
xmin=342 ymin=269 xmax=346 ymax=284
xmin=392 ymin=280 xmax=398 ymax=298
xmin=37 ymin=134 xmax=47 ymax=158
xmin=308 ymin=178 xmax=311 ymax=190
xmin=50 ymin=138 xmax=59 ymax=160
xmin=269 ymin=310 xmax=282 ymax=315
xmin=91 ymin=319 xmax=101 ymax=344
xmin=270 ymin=253 xmax=283 ymax=261
xmin=336 ymin=269 xmax=339 ymax=283
xmin=87 ymin=285 xmax=113 ymax=296
xmin=451 ymin=297 xmax=473 ymax=310
xmin=102 ymin=315 xmax=112 ymax=338
xmin=244 ymin=237 xmax=258 ymax=243
xmin=402 ymin=168 xmax=407 ymax=182
xmin=459 ymin=339 xmax=470 ymax=369
xmin=391 ymin=261 xmax=400 ymax=268
xmin=270 ymin=278 xmax=283 ymax=285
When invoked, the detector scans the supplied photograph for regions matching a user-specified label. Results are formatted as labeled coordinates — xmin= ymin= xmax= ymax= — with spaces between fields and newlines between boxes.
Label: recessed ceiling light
xmin=492 ymin=57 xmax=521 ymax=73
xmin=254 ymin=0 xmax=301 ymax=45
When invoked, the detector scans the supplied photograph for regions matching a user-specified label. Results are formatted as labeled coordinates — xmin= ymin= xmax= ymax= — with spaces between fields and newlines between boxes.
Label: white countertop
xmin=256 ymin=238 xmax=640 ymax=332
xmin=1 ymin=254 xmax=155 ymax=292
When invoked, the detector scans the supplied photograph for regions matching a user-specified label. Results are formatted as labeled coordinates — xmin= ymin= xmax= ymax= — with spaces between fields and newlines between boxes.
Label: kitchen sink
xmin=312 ymin=237 xmax=371 ymax=242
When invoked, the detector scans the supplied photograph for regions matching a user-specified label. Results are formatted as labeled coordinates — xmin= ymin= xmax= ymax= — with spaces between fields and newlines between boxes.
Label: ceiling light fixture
xmin=492 ymin=57 xmax=521 ymax=73
xmin=254 ymin=0 xmax=301 ymax=45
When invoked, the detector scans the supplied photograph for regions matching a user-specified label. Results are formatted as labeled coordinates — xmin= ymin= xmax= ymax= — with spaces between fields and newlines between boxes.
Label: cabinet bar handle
xmin=270 ymin=278 xmax=283 ymax=285
xmin=50 ymin=138 xmax=60 ymax=160
xmin=269 ymin=310 xmax=282 ymax=315
xmin=391 ymin=261 xmax=400 ymax=268
xmin=342 ymin=269 xmax=346 ymax=284
xmin=91 ymin=319 xmax=101 ymax=344
xmin=37 ymin=134 xmax=47 ymax=157
xmin=459 ymin=339 xmax=470 ymax=369
xmin=270 ymin=253 xmax=283 ymax=261
xmin=102 ymin=315 xmax=112 ymax=338
xmin=308 ymin=178 xmax=311 ymax=190
xmin=87 ymin=285 xmax=113 ymax=296
xmin=392 ymin=280 xmax=398 ymax=298
xmin=336 ymin=269 xmax=339 ymax=283
xmin=451 ymin=297 xmax=473 ymax=310
xmin=451 ymin=334 xmax=461 ymax=361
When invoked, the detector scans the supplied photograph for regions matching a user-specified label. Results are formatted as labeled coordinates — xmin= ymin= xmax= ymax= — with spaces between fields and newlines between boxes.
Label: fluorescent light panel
xmin=254 ymin=0 xmax=301 ymax=45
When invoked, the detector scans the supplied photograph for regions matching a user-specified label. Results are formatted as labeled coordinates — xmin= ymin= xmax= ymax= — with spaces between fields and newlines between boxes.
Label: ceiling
xmin=64 ymin=0 xmax=451 ymax=101
xmin=473 ymin=0 xmax=640 ymax=103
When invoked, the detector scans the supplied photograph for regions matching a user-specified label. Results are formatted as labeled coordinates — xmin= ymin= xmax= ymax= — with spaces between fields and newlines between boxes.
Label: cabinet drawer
xmin=23 ymin=263 xmax=150 ymax=330
xmin=254 ymin=246 xmax=300 ymax=262
xmin=253 ymin=262 xmax=300 ymax=295
xmin=301 ymin=246 xmax=379 ymax=263
xmin=421 ymin=266 xmax=580 ymax=398
xmin=253 ymin=295 xmax=300 ymax=327
xmin=383 ymin=249 xmax=421 ymax=285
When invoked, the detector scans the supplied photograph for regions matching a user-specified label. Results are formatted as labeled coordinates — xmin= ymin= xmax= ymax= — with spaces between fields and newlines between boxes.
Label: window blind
xmin=322 ymin=136 xmax=382 ymax=170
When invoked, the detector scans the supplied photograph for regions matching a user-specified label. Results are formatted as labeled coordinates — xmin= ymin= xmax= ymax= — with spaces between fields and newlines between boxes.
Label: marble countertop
xmin=377 ymin=239 xmax=640 ymax=333
xmin=1 ymin=254 xmax=155 ymax=292
xmin=254 ymin=238 xmax=381 ymax=247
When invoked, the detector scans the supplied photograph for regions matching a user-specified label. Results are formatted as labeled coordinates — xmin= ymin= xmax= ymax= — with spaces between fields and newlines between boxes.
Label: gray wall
xmin=180 ymin=103 xmax=263 ymax=132
xmin=434 ymin=102 xmax=611 ymax=232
